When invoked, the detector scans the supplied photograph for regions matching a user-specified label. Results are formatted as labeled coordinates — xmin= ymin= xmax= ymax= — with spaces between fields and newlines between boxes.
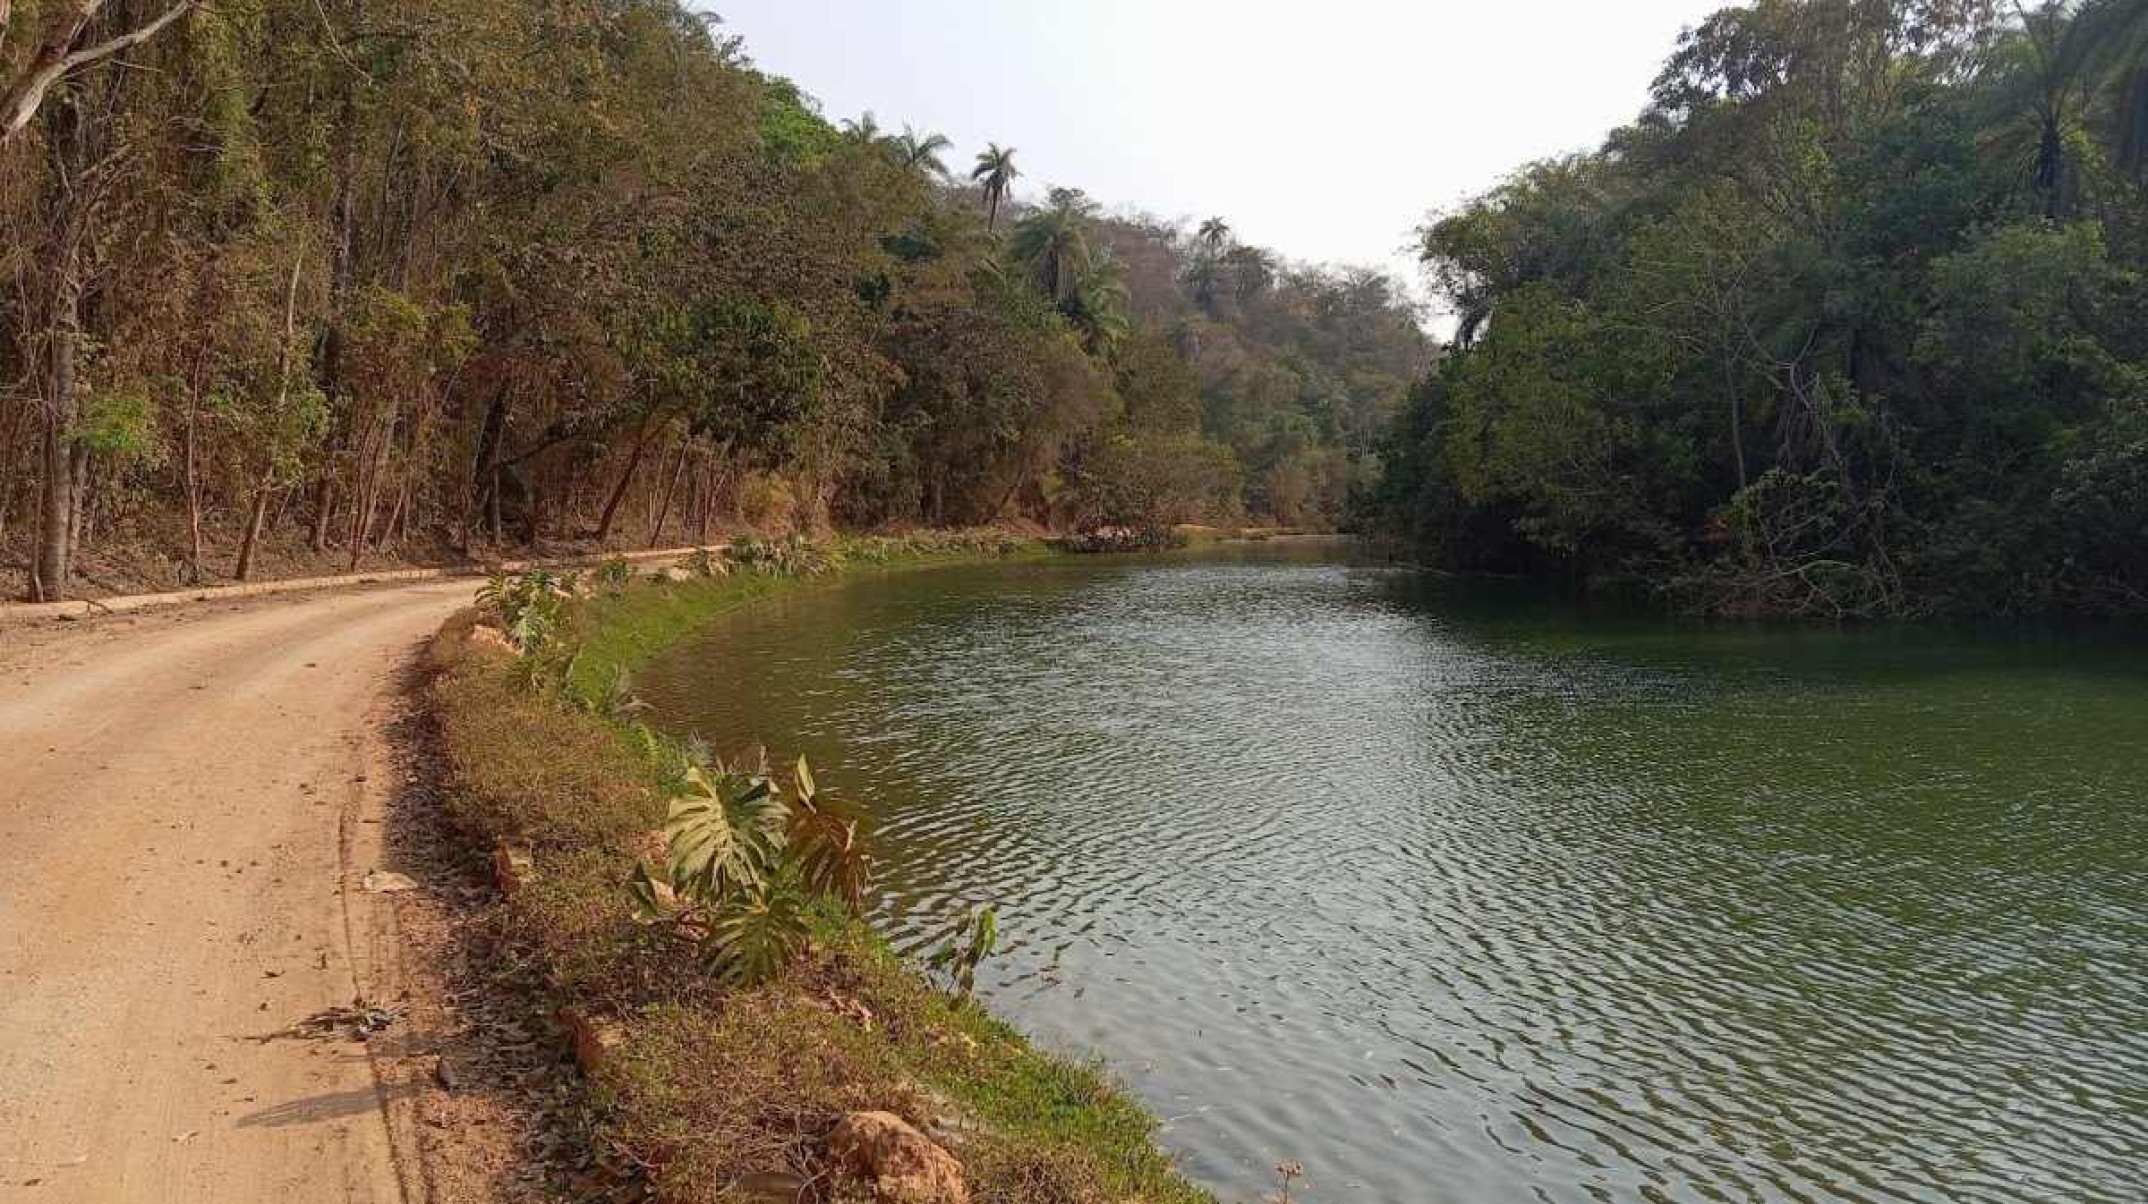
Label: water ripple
xmin=640 ymin=551 xmax=2148 ymax=1204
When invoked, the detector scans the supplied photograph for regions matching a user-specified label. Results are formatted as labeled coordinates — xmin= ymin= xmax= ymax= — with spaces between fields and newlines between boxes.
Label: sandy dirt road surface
xmin=0 ymin=580 xmax=480 ymax=1203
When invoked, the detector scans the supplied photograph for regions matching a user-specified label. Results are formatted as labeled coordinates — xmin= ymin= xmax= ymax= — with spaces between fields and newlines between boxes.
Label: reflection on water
xmin=639 ymin=545 xmax=2148 ymax=1203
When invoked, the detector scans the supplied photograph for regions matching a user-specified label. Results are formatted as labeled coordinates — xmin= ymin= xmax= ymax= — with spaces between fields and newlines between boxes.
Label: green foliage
xmin=726 ymin=533 xmax=834 ymax=577
xmin=595 ymin=557 xmax=636 ymax=593
xmin=75 ymin=386 xmax=163 ymax=464
xmin=1 ymin=0 xmax=1422 ymax=601
xmin=928 ymin=906 xmax=1000 ymax=1008
xmin=1372 ymin=0 xmax=2148 ymax=617
xmin=585 ymin=666 xmax=650 ymax=723
xmin=478 ymin=569 xmax=574 ymax=653
xmin=682 ymin=547 xmax=728 ymax=578
xmin=754 ymin=75 xmax=842 ymax=166
xmin=628 ymin=753 xmax=873 ymax=987
xmin=786 ymin=755 xmax=871 ymax=914
xmin=1066 ymin=430 xmax=1243 ymax=533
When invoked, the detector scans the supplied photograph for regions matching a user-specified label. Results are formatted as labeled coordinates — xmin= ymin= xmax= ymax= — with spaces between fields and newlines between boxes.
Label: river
xmin=637 ymin=543 xmax=2148 ymax=1203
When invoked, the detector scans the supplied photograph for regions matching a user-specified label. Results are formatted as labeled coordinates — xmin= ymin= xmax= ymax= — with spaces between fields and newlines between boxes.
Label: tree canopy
xmin=0 ymin=0 xmax=1422 ymax=599
xmin=1368 ymin=0 xmax=2148 ymax=618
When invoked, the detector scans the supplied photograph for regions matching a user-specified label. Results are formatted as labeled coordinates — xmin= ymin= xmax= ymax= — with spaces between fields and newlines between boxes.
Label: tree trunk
xmin=33 ymin=276 xmax=82 ymax=601
xmin=233 ymin=479 xmax=273 ymax=581
xmin=647 ymin=438 xmax=688 ymax=548
xmin=520 ymin=468 xmax=540 ymax=545
xmin=695 ymin=459 xmax=713 ymax=543
xmin=1728 ymin=386 xmax=1748 ymax=493
xmin=464 ymin=385 xmax=508 ymax=552
xmin=309 ymin=475 xmax=335 ymax=552
xmin=595 ymin=417 xmax=654 ymax=543
xmin=67 ymin=439 xmax=90 ymax=557
xmin=183 ymin=386 xmax=203 ymax=583
xmin=310 ymin=35 xmax=362 ymax=557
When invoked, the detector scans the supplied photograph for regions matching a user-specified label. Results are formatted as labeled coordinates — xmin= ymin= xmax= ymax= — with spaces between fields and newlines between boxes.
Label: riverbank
xmin=423 ymin=532 xmax=1214 ymax=1204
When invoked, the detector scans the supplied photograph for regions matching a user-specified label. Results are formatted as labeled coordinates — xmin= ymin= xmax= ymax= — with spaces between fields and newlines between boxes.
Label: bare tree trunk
xmin=381 ymin=467 xmax=410 ymax=551
xmin=308 ymin=475 xmax=335 ymax=552
xmin=594 ymin=416 xmax=654 ymax=543
xmin=520 ymin=468 xmax=540 ymax=545
xmin=237 ymin=251 xmax=304 ymax=581
xmin=1725 ymin=350 xmax=1748 ymax=494
xmin=233 ymin=479 xmax=273 ymax=580
xmin=647 ymin=438 xmax=688 ymax=548
xmin=464 ymin=386 xmax=508 ymax=552
xmin=182 ymin=386 xmax=203 ymax=583
xmin=695 ymin=458 xmax=713 ymax=543
xmin=69 ymin=440 xmax=90 ymax=555
xmin=33 ymin=275 xmax=81 ymax=601
xmin=310 ymin=35 xmax=362 ymax=557
xmin=347 ymin=415 xmax=392 ymax=571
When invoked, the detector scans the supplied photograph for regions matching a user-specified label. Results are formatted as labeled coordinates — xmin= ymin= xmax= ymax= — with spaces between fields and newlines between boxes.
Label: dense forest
xmin=0 ymin=1 xmax=1426 ymax=601
xmin=1371 ymin=0 xmax=2148 ymax=618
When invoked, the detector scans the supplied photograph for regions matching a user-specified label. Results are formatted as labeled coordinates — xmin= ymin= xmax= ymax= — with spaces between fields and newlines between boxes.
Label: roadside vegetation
xmin=1368 ymin=0 xmax=2148 ymax=619
xmin=428 ymin=534 xmax=1212 ymax=1204
xmin=0 ymin=1 xmax=1423 ymax=603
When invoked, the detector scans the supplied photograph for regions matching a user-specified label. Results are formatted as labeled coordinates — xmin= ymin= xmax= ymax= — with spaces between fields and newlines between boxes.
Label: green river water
xmin=638 ymin=543 xmax=2148 ymax=1203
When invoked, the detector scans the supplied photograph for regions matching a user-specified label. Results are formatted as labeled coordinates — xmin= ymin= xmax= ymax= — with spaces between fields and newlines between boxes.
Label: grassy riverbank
xmin=425 ymin=533 xmax=1213 ymax=1204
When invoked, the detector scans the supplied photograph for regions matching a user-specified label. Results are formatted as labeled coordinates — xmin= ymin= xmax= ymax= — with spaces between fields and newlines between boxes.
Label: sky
xmin=713 ymin=0 xmax=1730 ymax=318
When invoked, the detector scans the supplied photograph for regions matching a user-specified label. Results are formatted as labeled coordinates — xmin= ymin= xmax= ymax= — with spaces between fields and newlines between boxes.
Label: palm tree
xmin=1011 ymin=191 xmax=1097 ymax=303
xmin=2073 ymin=0 xmax=2148 ymax=180
xmin=841 ymin=111 xmax=885 ymax=146
xmin=1197 ymin=216 xmax=1234 ymax=255
xmin=1066 ymin=249 xmax=1132 ymax=355
xmin=895 ymin=125 xmax=954 ymax=177
xmin=1225 ymin=244 xmax=1277 ymax=301
xmin=1183 ymin=255 xmax=1224 ymax=316
xmin=1997 ymin=0 xmax=2148 ymax=215
xmin=971 ymin=143 xmax=1020 ymax=232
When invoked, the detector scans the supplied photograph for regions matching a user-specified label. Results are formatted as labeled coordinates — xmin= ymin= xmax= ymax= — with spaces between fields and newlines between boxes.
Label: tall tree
xmin=971 ymin=142 xmax=1019 ymax=232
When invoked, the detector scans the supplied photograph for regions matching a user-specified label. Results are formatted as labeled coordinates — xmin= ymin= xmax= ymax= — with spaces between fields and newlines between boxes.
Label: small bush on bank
xmin=1055 ymin=525 xmax=1188 ymax=554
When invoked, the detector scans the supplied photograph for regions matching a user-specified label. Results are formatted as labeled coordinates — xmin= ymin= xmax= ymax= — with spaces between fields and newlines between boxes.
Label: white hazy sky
xmin=713 ymin=1 xmax=1729 ymax=309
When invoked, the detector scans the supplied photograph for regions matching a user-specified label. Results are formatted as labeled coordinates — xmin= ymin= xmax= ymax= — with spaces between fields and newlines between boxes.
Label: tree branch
xmin=0 ymin=0 xmax=195 ymax=147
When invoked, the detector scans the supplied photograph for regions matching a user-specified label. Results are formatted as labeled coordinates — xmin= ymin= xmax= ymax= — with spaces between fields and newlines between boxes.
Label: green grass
xmin=426 ymin=533 xmax=1213 ymax=1203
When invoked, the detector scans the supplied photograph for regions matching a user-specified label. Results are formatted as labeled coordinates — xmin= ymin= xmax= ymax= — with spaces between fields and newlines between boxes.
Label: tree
xmin=1376 ymin=0 xmax=2148 ymax=618
xmin=0 ymin=0 xmax=1426 ymax=598
xmin=1225 ymin=245 xmax=1277 ymax=302
xmin=894 ymin=125 xmax=953 ymax=176
xmin=0 ymin=0 xmax=198 ymax=146
xmin=1197 ymin=216 xmax=1234 ymax=254
xmin=839 ymin=111 xmax=885 ymax=145
xmin=971 ymin=142 xmax=1019 ymax=232
xmin=1997 ymin=1 xmax=2119 ymax=217
xmin=1011 ymin=189 xmax=1097 ymax=303
xmin=1065 ymin=248 xmax=1131 ymax=356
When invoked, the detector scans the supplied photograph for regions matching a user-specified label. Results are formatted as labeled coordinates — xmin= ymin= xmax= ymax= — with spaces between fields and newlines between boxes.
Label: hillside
xmin=0 ymin=2 xmax=1423 ymax=601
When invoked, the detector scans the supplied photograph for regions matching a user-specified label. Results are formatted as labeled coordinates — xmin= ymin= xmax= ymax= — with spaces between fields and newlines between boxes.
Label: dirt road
xmin=0 ymin=580 xmax=478 ymax=1202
